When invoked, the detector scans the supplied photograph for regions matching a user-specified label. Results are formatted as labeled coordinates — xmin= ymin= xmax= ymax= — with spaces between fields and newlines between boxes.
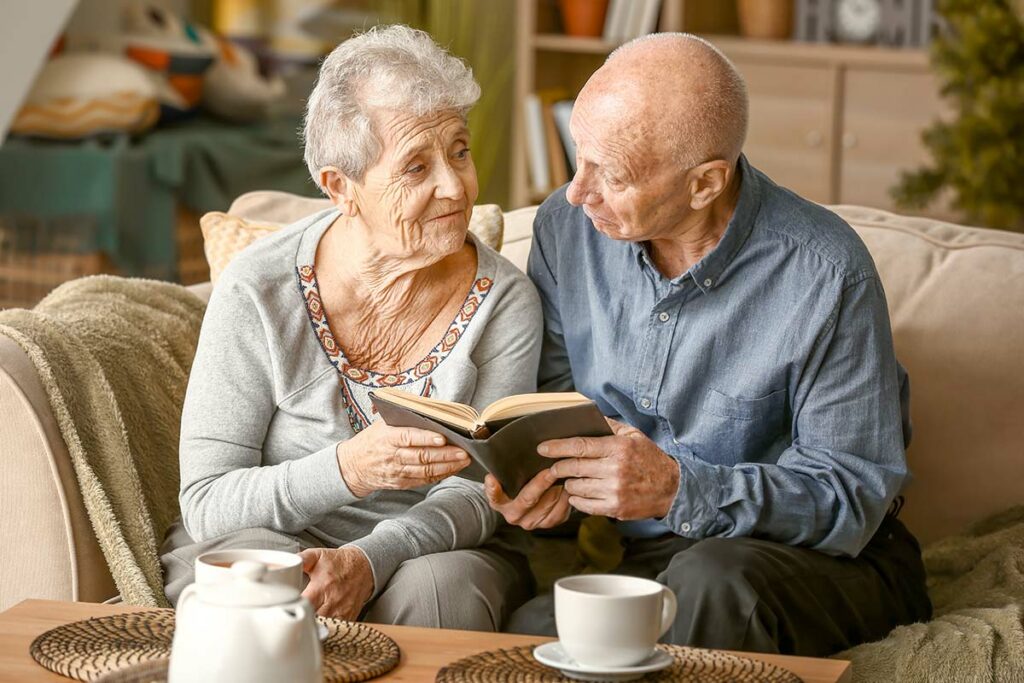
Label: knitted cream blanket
xmin=0 ymin=276 xmax=204 ymax=607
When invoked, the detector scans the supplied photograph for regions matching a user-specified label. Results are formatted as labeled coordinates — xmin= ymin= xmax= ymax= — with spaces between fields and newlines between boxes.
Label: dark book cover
xmin=369 ymin=392 xmax=613 ymax=498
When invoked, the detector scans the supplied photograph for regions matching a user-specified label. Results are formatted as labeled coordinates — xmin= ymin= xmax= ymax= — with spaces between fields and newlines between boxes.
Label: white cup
xmin=195 ymin=549 xmax=303 ymax=589
xmin=554 ymin=574 xmax=677 ymax=668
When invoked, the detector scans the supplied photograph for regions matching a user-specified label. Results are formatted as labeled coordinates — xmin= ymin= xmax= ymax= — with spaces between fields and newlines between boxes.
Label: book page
xmin=371 ymin=388 xmax=481 ymax=431
xmin=480 ymin=392 xmax=591 ymax=423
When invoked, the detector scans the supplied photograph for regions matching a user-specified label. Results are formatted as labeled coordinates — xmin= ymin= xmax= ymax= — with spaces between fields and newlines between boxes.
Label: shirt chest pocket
xmin=690 ymin=388 xmax=789 ymax=464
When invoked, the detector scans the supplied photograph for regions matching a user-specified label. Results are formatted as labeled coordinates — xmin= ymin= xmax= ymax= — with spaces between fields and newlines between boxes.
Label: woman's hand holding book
xmin=335 ymin=421 xmax=472 ymax=498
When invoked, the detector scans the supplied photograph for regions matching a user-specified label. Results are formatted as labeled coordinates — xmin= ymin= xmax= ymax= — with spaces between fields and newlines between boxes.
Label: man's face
xmin=565 ymin=97 xmax=693 ymax=243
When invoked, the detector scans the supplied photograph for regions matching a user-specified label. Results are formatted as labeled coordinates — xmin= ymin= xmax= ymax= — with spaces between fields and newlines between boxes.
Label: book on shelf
xmin=523 ymin=93 xmax=550 ymax=195
xmin=539 ymin=88 xmax=570 ymax=188
xmin=637 ymin=0 xmax=663 ymax=38
xmin=603 ymin=0 xmax=629 ymax=42
xmin=369 ymin=388 xmax=613 ymax=498
xmin=604 ymin=0 xmax=662 ymax=43
xmin=551 ymin=99 xmax=577 ymax=173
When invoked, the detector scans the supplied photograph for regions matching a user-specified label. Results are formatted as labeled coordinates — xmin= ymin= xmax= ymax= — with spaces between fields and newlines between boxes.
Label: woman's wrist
xmin=336 ymin=440 xmax=370 ymax=498
xmin=341 ymin=546 xmax=375 ymax=604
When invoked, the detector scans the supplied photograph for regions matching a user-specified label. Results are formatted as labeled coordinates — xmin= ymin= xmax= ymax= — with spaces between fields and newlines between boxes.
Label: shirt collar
xmin=629 ymin=154 xmax=761 ymax=293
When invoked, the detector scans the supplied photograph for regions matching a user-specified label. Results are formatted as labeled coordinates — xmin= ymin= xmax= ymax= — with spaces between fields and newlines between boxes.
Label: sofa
xmin=1 ymin=197 xmax=1022 ymax=615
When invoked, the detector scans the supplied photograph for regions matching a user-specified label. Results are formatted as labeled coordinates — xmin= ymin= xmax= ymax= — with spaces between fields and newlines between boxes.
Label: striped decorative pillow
xmin=11 ymin=54 xmax=160 ymax=139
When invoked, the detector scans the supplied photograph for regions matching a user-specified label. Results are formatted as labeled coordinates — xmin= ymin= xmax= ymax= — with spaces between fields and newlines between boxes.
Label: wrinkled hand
xmin=485 ymin=469 xmax=572 ymax=530
xmin=300 ymin=547 xmax=374 ymax=620
xmin=544 ymin=418 xmax=680 ymax=520
xmin=337 ymin=420 xmax=470 ymax=497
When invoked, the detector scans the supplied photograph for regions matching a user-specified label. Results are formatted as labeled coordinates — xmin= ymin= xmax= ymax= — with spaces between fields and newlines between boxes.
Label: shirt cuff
xmin=346 ymin=522 xmax=418 ymax=599
xmin=285 ymin=442 xmax=358 ymax=519
xmin=660 ymin=452 xmax=722 ymax=538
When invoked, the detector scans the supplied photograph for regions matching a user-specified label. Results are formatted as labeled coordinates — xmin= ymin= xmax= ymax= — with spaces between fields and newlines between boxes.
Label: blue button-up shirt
xmin=528 ymin=156 xmax=910 ymax=557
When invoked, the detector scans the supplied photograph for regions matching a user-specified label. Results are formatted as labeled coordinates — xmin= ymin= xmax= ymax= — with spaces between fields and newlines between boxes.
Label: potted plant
xmin=893 ymin=0 xmax=1024 ymax=231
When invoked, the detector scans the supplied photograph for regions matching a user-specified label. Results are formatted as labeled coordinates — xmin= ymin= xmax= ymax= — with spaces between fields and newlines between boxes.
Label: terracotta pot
xmin=558 ymin=0 xmax=610 ymax=38
xmin=737 ymin=0 xmax=794 ymax=40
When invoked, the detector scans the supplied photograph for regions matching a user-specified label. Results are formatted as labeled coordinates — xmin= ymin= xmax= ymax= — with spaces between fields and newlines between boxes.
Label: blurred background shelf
xmin=532 ymin=34 xmax=617 ymax=53
xmin=511 ymin=0 xmax=952 ymax=222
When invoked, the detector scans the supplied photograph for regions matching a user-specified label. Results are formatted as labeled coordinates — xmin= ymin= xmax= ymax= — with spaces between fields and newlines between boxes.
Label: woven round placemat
xmin=436 ymin=644 xmax=802 ymax=683
xmin=30 ymin=608 xmax=399 ymax=683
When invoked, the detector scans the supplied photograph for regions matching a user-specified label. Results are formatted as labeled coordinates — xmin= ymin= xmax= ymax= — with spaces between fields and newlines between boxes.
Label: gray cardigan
xmin=178 ymin=208 xmax=542 ymax=594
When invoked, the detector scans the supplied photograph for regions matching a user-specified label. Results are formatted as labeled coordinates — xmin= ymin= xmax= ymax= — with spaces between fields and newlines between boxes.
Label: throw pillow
xmin=11 ymin=54 xmax=160 ymax=139
xmin=200 ymin=203 xmax=505 ymax=284
xmin=199 ymin=212 xmax=280 ymax=284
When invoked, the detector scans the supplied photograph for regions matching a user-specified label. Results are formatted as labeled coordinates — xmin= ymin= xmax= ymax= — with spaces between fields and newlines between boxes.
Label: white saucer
xmin=533 ymin=641 xmax=673 ymax=682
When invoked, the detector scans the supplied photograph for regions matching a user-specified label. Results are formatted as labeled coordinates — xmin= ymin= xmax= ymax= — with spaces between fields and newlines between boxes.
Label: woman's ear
xmin=320 ymin=167 xmax=360 ymax=217
xmin=687 ymin=160 xmax=733 ymax=211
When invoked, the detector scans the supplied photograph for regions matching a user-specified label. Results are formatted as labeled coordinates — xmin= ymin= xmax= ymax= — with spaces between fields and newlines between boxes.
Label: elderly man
xmin=486 ymin=34 xmax=932 ymax=656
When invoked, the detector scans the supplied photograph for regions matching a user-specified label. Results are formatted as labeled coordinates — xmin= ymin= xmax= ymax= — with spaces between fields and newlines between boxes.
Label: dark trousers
xmin=506 ymin=515 xmax=932 ymax=657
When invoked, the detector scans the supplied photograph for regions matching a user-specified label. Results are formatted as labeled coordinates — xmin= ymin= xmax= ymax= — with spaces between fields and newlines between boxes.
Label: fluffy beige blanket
xmin=0 ymin=276 xmax=204 ymax=607
xmin=839 ymin=507 xmax=1024 ymax=682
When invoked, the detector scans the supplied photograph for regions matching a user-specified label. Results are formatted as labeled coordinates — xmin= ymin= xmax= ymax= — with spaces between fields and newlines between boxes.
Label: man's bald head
xmin=576 ymin=33 xmax=748 ymax=168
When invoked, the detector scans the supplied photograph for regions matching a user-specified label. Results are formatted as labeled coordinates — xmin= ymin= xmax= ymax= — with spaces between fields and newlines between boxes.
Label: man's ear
xmin=686 ymin=160 xmax=732 ymax=211
xmin=320 ymin=166 xmax=359 ymax=217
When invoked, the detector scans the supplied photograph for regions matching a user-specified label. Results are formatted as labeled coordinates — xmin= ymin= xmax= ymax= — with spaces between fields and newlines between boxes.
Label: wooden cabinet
xmin=512 ymin=1 xmax=952 ymax=220
xmin=733 ymin=59 xmax=836 ymax=203
xmin=714 ymin=38 xmax=948 ymax=216
xmin=839 ymin=68 xmax=945 ymax=210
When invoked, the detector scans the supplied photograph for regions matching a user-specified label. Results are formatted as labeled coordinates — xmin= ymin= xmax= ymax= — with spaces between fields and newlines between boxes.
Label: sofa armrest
xmin=0 ymin=334 xmax=116 ymax=610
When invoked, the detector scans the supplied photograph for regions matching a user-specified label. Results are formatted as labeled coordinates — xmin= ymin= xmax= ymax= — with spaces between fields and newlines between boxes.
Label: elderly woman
xmin=159 ymin=25 xmax=541 ymax=631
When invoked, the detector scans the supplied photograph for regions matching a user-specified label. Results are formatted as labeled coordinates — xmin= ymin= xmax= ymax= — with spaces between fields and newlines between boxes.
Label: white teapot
xmin=169 ymin=560 xmax=322 ymax=683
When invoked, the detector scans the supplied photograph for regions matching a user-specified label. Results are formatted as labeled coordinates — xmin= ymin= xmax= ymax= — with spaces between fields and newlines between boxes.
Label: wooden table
xmin=0 ymin=600 xmax=851 ymax=682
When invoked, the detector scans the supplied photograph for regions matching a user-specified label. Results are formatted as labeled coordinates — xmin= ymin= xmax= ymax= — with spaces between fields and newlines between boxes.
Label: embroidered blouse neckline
xmin=297 ymin=239 xmax=493 ymax=388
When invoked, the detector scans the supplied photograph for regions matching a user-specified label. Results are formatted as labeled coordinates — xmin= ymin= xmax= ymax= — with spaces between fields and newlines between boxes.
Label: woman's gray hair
xmin=303 ymin=25 xmax=480 ymax=189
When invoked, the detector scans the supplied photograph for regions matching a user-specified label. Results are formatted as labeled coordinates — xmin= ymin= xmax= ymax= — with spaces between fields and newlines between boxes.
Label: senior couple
xmin=160 ymin=26 xmax=931 ymax=656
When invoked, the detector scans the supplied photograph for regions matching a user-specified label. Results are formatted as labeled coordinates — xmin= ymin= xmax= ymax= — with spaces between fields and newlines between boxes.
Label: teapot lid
xmin=197 ymin=561 xmax=303 ymax=608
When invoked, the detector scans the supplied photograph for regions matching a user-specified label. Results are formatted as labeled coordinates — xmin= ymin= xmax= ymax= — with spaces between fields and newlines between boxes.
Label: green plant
xmin=892 ymin=0 xmax=1024 ymax=231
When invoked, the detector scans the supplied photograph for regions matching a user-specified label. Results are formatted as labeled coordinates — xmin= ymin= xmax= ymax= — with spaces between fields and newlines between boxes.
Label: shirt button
xmin=640 ymin=398 xmax=652 ymax=409
xmin=658 ymin=311 xmax=670 ymax=322
xmin=703 ymin=278 xmax=713 ymax=287
xmin=680 ymin=522 xmax=692 ymax=533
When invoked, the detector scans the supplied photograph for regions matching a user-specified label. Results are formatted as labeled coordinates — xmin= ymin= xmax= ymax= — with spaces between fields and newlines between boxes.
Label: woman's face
xmin=349 ymin=109 xmax=478 ymax=264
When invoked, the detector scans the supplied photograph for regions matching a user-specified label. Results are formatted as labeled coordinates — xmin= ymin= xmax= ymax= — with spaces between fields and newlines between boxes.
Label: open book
xmin=369 ymin=388 xmax=612 ymax=497
xmin=370 ymin=388 xmax=594 ymax=438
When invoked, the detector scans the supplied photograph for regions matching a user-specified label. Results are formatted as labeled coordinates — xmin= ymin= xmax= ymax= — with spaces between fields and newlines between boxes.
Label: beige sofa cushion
xmin=830 ymin=206 xmax=1024 ymax=544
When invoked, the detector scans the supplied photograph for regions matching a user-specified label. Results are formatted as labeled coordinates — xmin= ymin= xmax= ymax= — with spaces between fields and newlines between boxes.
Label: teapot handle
xmin=177 ymin=583 xmax=199 ymax=611
xmin=292 ymin=602 xmax=309 ymax=622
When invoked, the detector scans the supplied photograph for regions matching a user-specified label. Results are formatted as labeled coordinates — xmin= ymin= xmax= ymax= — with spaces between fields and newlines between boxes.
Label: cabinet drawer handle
xmin=842 ymin=132 xmax=858 ymax=149
xmin=804 ymin=130 xmax=823 ymax=147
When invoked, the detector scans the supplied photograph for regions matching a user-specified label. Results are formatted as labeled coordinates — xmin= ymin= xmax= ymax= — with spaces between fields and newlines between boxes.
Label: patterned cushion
xmin=201 ymin=202 xmax=505 ymax=284
xmin=199 ymin=212 xmax=281 ymax=284
xmin=11 ymin=54 xmax=160 ymax=139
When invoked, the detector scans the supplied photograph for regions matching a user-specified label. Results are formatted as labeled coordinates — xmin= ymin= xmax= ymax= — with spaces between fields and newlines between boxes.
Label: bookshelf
xmin=510 ymin=0 xmax=950 ymax=220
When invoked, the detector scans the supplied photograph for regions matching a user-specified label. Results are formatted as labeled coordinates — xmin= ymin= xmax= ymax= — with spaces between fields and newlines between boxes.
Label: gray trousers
xmin=160 ymin=520 xmax=532 ymax=632
xmin=507 ymin=515 xmax=932 ymax=657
